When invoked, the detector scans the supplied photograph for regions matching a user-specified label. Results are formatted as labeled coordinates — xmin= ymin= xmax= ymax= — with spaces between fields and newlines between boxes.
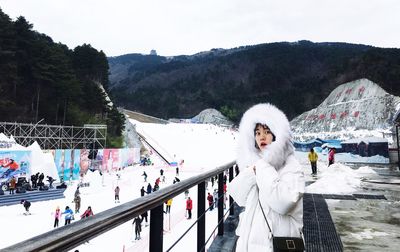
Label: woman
xmin=54 ymin=206 xmax=61 ymax=228
xmin=80 ymin=206 xmax=94 ymax=219
xmin=62 ymin=206 xmax=74 ymax=225
xmin=229 ymin=103 xmax=305 ymax=251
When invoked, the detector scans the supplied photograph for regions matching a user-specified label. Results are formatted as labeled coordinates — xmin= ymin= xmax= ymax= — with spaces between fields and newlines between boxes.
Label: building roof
xmin=342 ymin=137 xmax=388 ymax=144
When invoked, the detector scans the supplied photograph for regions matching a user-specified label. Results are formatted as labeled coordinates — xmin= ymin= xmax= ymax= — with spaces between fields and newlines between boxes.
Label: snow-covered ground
xmin=0 ymin=121 xmax=399 ymax=251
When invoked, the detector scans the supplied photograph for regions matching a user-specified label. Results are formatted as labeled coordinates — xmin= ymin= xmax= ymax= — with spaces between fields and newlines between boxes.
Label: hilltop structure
xmin=291 ymin=79 xmax=400 ymax=143
xmin=190 ymin=108 xmax=234 ymax=126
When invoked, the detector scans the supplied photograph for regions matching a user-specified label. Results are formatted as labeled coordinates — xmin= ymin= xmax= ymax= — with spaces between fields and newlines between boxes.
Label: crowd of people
xmin=2 ymin=172 xmax=61 ymax=196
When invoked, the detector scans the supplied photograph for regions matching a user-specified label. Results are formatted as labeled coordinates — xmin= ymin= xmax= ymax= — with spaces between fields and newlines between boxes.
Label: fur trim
xmin=236 ymin=103 xmax=294 ymax=171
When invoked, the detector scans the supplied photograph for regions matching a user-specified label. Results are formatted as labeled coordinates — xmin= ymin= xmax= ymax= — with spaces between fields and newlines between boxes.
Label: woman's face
xmin=255 ymin=124 xmax=274 ymax=150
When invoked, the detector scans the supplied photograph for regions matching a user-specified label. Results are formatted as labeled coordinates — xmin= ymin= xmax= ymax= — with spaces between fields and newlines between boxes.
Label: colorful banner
xmin=102 ymin=149 xmax=120 ymax=172
xmin=79 ymin=149 xmax=90 ymax=176
xmin=70 ymin=149 xmax=81 ymax=180
xmin=0 ymin=150 xmax=31 ymax=181
xmin=54 ymin=150 xmax=67 ymax=182
xmin=53 ymin=148 xmax=139 ymax=180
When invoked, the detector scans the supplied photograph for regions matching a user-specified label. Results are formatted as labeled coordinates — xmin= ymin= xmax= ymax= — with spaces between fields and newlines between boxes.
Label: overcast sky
xmin=0 ymin=0 xmax=399 ymax=57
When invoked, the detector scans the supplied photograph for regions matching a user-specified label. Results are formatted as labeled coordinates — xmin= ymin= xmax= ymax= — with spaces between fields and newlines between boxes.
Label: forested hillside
xmin=0 ymin=8 xmax=124 ymax=147
xmin=109 ymin=41 xmax=400 ymax=122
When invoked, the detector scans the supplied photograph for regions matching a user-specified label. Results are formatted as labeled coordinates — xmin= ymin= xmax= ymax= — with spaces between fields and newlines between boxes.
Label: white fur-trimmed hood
xmin=236 ymin=103 xmax=294 ymax=171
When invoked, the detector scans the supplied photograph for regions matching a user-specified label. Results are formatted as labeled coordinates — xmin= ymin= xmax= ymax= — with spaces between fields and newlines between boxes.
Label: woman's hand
xmin=254 ymin=159 xmax=269 ymax=173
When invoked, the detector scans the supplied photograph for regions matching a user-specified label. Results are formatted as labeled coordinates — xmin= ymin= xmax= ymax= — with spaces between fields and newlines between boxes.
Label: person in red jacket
xmin=80 ymin=206 xmax=94 ymax=219
xmin=207 ymin=192 xmax=214 ymax=210
xmin=328 ymin=148 xmax=335 ymax=166
xmin=186 ymin=197 xmax=193 ymax=219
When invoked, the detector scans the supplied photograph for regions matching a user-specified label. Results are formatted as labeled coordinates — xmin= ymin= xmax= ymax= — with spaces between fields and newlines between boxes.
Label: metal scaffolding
xmin=0 ymin=122 xmax=107 ymax=149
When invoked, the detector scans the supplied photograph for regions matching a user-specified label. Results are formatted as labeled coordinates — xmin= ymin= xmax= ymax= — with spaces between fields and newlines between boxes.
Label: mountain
xmin=291 ymin=78 xmax=400 ymax=142
xmin=108 ymin=41 xmax=400 ymax=122
xmin=0 ymin=8 xmax=125 ymax=147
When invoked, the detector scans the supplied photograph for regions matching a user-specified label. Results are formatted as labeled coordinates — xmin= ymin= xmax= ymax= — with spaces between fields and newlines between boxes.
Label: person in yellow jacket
xmin=308 ymin=148 xmax=318 ymax=175
xmin=165 ymin=198 xmax=173 ymax=213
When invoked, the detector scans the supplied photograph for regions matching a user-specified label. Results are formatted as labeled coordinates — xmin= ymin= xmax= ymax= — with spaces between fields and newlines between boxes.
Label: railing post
xmin=150 ymin=205 xmax=164 ymax=252
xmin=197 ymin=181 xmax=206 ymax=252
xmin=229 ymin=165 xmax=234 ymax=216
xmin=218 ymin=172 xmax=224 ymax=235
xmin=397 ymin=125 xmax=400 ymax=169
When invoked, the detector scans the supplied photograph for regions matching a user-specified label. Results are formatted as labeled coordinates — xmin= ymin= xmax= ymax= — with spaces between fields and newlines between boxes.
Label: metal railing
xmin=2 ymin=161 xmax=236 ymax=252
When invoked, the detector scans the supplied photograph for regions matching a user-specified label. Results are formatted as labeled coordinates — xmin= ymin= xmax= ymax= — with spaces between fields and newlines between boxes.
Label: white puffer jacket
xmin=229 ymin=103 xmax=305 ymax=252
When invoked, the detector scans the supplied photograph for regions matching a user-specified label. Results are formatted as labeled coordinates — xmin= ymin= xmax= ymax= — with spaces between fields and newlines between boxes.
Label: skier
xmin=328 ymin=147 xmax=336 ymax=166
xmin=146 ymin=183 xmax=152 ymax=194
xmin=53 ymin=206 xmax=61 ymax=228
xmin=80 ymin=206 xmax=94 ymax=219
xmin=165 ymin=198 xmax=172 ymax=213
xmin=207 ymin=192 xmax=214 ymax=211
xmin=213 ymin=189 xmax=218 ymax=208
xmin=20 ymin=199 xmax=31 ymax=215
xmin=173 ymin=177 xmax=180 ymax=184
xmin=74 ymin=186 xmax=80 ymax=198
xmin=308 ymin=148 xmax=318 ymax=175
xmin=62 ymin=206 xmax=74 ymax=225
xmin=115 ymin=186 xmax=120 ymax=203
xmin=142 ymin=171 xmax=147 ymax=182
xmin=140 ymin=186 xmax=146 ymax=197
xmin=153 ymin=183 xmax=159 ymax=192
xmin=141 ymin=211 xmax=148 ymax=226
xmin=132 ymin=216 xmax=143 ymax=240
xmin=160 ymin=169 xmax=165 ymax=183
xmin=74 ymin=194 xmax=81 ymax=213
xmin=186 ymin=197 xmax=193 ymax=219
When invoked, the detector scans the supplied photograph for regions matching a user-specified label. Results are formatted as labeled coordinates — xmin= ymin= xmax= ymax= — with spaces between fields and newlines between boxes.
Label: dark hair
xmin=254 ymin=123 xmax=276 ymax=149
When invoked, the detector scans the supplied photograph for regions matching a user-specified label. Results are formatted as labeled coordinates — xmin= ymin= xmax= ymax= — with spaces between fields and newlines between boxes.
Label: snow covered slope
xmin=291 ymin=79 xmax=400 ymax=142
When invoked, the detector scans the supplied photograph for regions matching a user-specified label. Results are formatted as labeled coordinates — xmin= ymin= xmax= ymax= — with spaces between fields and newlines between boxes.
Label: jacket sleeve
xmin=255 ymin=156 xmax=305 ymax=215
xmin=229 ymin=167 xmax=256 ymax=207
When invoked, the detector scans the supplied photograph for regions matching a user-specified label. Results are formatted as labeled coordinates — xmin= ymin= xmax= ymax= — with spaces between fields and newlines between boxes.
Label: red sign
xmin=345 ymin=88 xmax=353 ymax=94
xmin=340 ymin=111 xmax=348 ymax=118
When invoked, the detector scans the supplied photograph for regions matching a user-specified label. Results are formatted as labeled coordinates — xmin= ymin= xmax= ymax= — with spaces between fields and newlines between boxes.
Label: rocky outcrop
xmin=291 ymin=79 xmax=400 ymax=141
